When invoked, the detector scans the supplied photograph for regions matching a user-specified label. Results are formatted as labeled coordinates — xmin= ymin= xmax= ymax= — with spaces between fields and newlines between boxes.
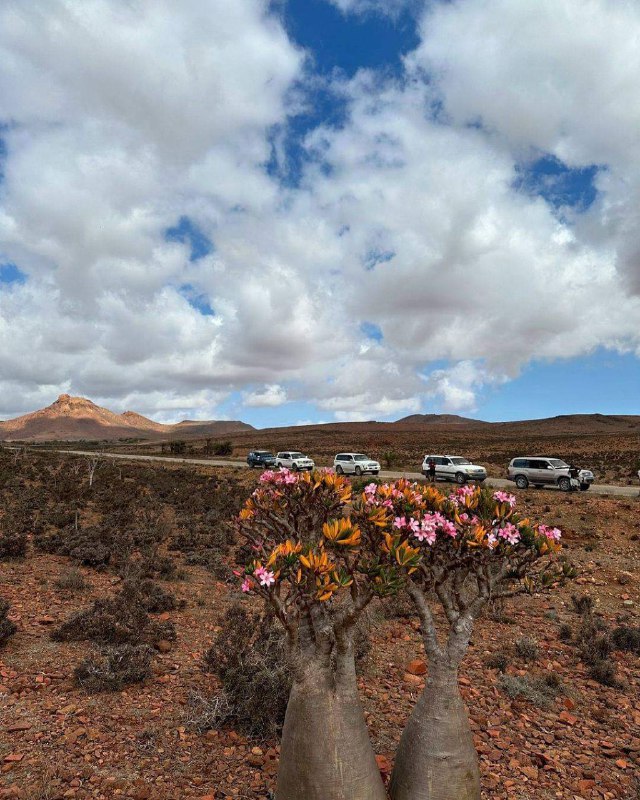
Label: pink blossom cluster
xmin=448 ymin=485 xmax=476 ymax=505
xmin=259 ymin=468 xmax=299 ymax=485
xmin=493 ymin=491 xmax=517 ymax=507
xmin=538 ymin=524 xmax=562 ymax=541
xmin=393 ymin=512 xmax=457 ymax=545
xmin=252 ymin=565 xmax=276 ymax=588
xmin=496 ymin=522 xmax=521 ymax=545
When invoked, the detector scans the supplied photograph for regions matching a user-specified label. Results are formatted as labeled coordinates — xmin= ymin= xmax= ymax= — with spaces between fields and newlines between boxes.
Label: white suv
xmin=421 ymin=454 xmax=487 ymax=484
xmin=334 ymin=453 xmax=380 ymax=476
xmin=275 ymin=451 xmax=315 ymax=471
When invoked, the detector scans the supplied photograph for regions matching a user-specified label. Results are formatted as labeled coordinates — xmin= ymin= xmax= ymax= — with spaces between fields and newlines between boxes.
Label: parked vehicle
xmin=421 ymin=454 xmax=487 ymax=484
xmin=275 ymin=451 xmax=315 ymax=471
xmin=333 ymin=453 xmax=380 ymax=476
xmin=247 ymin=450 xmax=276 ymax=468
xmin=507 ymin=457 xmax=594 ymax=491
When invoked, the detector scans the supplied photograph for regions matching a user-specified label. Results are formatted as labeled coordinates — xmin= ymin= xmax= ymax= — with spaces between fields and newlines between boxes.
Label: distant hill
xmin=395 ymin=413 xmax=485 ymax=426
xmin=0 ymin=394 xmax=253 ymax=442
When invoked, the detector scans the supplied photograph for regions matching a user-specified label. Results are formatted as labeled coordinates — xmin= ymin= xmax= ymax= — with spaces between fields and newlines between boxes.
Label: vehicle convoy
xmin=246 ymin=450 xmax=276 ymax=468
xmin=275 ymin=451 xmax=315 ymax=471
xmin=507 ymin=457 xmax=594 ymax=491
xmin=421 ymin=454 xmax=487 ymax=484
xmin=333 ymin=453 xmax=380 ymax=476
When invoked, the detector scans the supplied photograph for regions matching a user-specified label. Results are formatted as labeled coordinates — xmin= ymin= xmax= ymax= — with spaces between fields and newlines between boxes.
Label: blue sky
xmin=0 ymin=0 xmax=639 ymax=425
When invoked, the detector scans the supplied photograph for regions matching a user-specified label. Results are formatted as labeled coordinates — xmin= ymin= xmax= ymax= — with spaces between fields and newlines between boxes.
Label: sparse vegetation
xmin=515 ymin=636 xmax=540 ymax=662
xmin=0 ymin=597 xmax=17 ymax=647
xmin=74 ymin=644 xmax=154 ymax=692
xmin=498 ymin=673 xmax=564 ymax=708
xmin=204 ymin=604 xmax=290 ymax=738
xmin=54 ymin=567 xmax=89 ymax=591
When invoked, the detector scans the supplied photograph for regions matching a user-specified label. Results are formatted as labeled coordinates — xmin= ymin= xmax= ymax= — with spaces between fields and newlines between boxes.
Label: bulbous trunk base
xmin=389 ymin=663 xmax=481 ymax=800
xmin=275 ymin=674 xmax=386 ymax=800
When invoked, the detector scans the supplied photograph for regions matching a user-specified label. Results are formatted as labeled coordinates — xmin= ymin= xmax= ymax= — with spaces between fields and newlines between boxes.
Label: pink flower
xmin=253 ymin=565 xmax=275 ymax=587
xmin=431 ymin=512 xmax=457 ymax=538
xmin=493 ymin=491 xmax=516 ymax=507
xmin=413 ymin=520 xmax=437 ymax=545
xmin=407 ymin=518 xmax=421 ymax=534
xmin=364 ymin=483 xmax=378 ymax=496
xmin=241 ymin=577 xmax=253 ymax=593
xmin=497 ymin=522 xmax=521 ymax=545
xmin=393 ymin=516 xmax=407 ymax=529
xmin=487 ymin=532 xmax=498 ymax=549
xmin=539 ymin=525 xmax=562 ymax=541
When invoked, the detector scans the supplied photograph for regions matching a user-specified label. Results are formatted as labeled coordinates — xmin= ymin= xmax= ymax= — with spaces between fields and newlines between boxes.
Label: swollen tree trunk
xmin=389 ymin=657 xmax=480 ymax=800
xmin=276 ymin=648 xmax=386 ymax=800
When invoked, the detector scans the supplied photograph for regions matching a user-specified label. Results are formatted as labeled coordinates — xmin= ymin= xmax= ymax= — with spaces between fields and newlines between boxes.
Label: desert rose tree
xmin=353 ymin=481 xmax=564 ymax=800
xmin=235 ymin=468 xmax=419 ymax=800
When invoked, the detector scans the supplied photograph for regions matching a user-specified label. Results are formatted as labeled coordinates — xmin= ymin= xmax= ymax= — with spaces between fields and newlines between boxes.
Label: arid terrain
xmin=122 ymin=417 xmax=640 ymax=487
xmin=0 ymin=396 xmax=251 ymax=442
xmin=1 ymin=449 xmax=639 ymax=799
xmin=3 ymin=396 xmax=639 ymax=486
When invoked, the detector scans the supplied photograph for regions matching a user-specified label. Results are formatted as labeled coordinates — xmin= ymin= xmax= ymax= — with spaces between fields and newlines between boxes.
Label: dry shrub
xmin=52 ymin=588 xmax=175 ymax=646
xmin=515 ymin=636 xmax=540 ymax=662
xmin=204 ymin=604 xmax=290 ymax=738
xmin=124 ymin=579 xmax=181 ymax=613
xmin=184 ymin=690 xmax=233 ymax=734
xmin=484 ymin=651 xmax=509 ymax=672
xmin=381 ymin=591 xmax=415 ymax=619
xmin=0 ymin=598 xmax=17 ymax=647
xmin=611 ymin=625 xmax=640 ymax=655
xmin=0 ymin=530 xmax=27 ymax=559
xmin=571 ymin=594 xmax=594 ymax=616
xmin=498 ymin=673 xmax=564 ymax=709
xmin=74 ymin=644 xmax=153 ymax=692
xmin=54 ymin=567 xmax=89 ymax=592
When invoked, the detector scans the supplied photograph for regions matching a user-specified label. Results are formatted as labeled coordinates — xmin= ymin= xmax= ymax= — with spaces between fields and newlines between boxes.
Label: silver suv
xmin=507 ymin=457 xmax=594 ymax=492
xmin=421 ymin=455 xmax=487 ymax=484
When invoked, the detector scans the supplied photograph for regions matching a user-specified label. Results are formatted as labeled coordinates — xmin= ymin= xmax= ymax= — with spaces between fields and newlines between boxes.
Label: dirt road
xmin=57 ymin=449 xmax=640 ymax=498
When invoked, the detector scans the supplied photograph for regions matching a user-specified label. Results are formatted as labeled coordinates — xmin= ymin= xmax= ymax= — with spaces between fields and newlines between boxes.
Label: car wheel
xmin=580 ymin=483 xmax=590 ymax=491
xmin=372 ymin=471 xmax=379 ymax=475
xmin=455 ymin=472 xmax=466 ymax=485
xmin=355 ymin=466 xmax=362 ymax=476
xmin=336 ymin=465 xmax=343 ymax=475
xmin=515 ymin=475 xmax=529 ymax=489
xmin=291 ymin=464 xmax=299 ymax=472
xmin=558 ymin=477 xmax=571 ymax=492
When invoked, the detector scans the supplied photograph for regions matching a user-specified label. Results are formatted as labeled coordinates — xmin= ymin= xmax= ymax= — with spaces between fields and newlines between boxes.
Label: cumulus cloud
xmin=1 ymin=0 xmax=640 ymax=422
xmin=243 ymin=384 xmax=288 ymax=407
xmin=327 ymin=0 xmax=421 ymax=17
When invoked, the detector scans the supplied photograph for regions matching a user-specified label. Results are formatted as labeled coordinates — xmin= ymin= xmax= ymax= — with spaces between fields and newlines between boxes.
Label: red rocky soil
xmin=1 ymin=467 xmax=639 ymax=800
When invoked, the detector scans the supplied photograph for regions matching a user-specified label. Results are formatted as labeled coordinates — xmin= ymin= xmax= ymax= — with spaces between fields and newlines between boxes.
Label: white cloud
xmin=243 ymin=384 xmax=288 ymax=407
xmin=2 ymin=0 xmax=640 ymax=423
xmin=327 ymin=0 xmax=421 ymax=17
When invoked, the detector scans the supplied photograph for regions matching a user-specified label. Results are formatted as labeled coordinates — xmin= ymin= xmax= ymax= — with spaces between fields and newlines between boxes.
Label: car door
xmin=343 ymin=454 xmax=354 ymax=474
xmin=530 ymin=459 xmax=550 ymax=484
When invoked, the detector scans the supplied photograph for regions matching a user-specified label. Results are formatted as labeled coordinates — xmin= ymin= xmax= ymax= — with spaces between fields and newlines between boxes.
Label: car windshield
xmin=449 ymin=457 xmax=471 ymax=465
xmin=549 ymin=459 xmax=569 ymax=468
xmin=290 ymin=453 xmax=304 ymax=459
xmin=353 ymin=454 xmax=370 ymax=461
xmin=256 ymin=451 xmax=273 ymax=456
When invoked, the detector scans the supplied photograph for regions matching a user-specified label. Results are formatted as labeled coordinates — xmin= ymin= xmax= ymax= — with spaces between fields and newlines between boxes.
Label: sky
xmin=1 ymin=0 xmax=640 ymax=427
